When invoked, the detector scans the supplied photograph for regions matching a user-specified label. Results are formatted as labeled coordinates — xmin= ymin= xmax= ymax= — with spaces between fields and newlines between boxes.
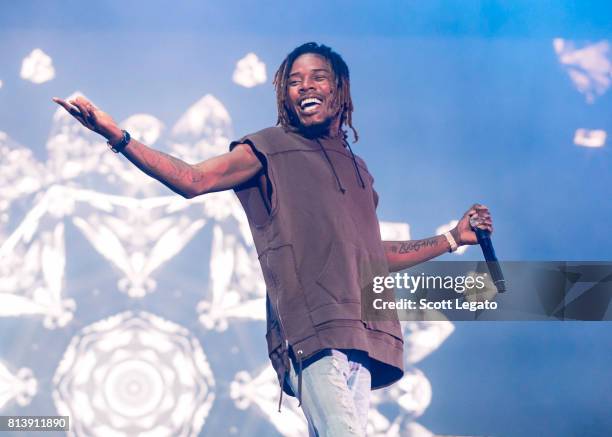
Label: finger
xmin=82 ymin=101 xmax=99 ymax=125
xmin=476 ymin=219 xmax=493 ymax=229
xmin=74 ymin=96 xmax=93 ymax=108
xmin=85 ymin=99 xmax=98 ymax=111
xmin=54 ymin=98 xmax=87 ymax=124
xmin=70 ymin=99 xmax=94 ymax=128
xmin=84 ymin=102 xmax=97 ymax=123
xmin=475 ymin=224 xmax=493 ymax=233
xmin=53 ymin=97 xmax=78 ymax=115
xmin=470 ymin=202 xmax=487 ymax=212
xmin=77 ymin=96 xmax=96 ymax=116
xmin=88 ymin=108 xmax=98 ymax=124
xmin=472 ymin=220 xmax=492 ymax=229
xmin=474 ymin=208 xmax=490 ymax=217
xmin=71 ymin=98 xmax=90 ymax=119
xmin=469 ymin=204 xmax=491 ymax=214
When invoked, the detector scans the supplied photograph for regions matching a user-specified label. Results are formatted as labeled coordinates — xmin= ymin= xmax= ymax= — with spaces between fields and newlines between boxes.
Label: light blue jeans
xmin=285 ymin=349 xmax=371 ymax=437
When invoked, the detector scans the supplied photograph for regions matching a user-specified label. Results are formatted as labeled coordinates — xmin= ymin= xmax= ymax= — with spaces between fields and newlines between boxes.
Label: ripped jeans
xmin=285 ymin=349 xmax=371 ymax=437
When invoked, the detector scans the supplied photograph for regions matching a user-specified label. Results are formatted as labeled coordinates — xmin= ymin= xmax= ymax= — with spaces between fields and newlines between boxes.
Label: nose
xmin=299 ymin=76 xmax=316 ymax=93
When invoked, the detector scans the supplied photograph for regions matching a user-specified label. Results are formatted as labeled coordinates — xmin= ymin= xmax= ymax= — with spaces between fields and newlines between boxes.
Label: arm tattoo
xmin=140 ymin=146 xmax=191 ymax=180
xmin=397 ymin=237 xmax=439 ymax=254
xmin=126 ymin=141 xmax=202 ymax=195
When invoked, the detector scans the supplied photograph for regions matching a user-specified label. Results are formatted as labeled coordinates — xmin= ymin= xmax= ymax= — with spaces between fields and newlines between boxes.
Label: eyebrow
xmin=288 ymin=68 xmax=331 ymax=77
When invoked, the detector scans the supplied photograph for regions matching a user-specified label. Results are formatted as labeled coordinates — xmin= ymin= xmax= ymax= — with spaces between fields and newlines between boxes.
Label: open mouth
xmin=299 ymin=97 xmax=323 ymax=114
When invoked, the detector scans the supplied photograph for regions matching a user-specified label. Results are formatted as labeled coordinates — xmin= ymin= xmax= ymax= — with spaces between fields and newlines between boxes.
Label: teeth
xmin=300 ymin=97 xmax=322 ymax=108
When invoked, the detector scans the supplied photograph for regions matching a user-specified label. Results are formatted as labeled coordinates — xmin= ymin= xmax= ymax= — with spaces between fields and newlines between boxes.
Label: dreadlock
xmin=273 ymin=42 xmax=359 ymax=143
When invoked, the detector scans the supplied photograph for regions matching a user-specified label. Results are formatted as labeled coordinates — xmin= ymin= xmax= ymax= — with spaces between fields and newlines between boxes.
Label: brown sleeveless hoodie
xmin=230 ymin=127 xmax=404 ymax=409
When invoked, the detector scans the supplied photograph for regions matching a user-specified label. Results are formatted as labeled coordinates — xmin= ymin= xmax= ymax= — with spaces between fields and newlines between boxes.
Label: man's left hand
xmin=452 ymin=203 xmax=493 ymax=246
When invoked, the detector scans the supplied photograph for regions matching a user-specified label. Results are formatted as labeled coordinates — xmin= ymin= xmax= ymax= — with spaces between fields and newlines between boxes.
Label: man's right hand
xmin=53 ymin=96 xmax=123 ymax=144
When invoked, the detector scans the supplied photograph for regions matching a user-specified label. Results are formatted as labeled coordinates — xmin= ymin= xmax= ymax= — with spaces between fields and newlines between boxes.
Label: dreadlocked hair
xmin=273 ymin=42 xmax=359 ymax=143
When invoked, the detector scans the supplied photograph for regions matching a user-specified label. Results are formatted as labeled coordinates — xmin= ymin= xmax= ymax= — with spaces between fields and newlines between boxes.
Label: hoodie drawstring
xmin=316 ymin=138 xmax=366 ymax=193
xmin=277 ymin=386 xmax=284 ymax=412
xmin=277 ymin=347 xmax=304 ymax=411
xmin=345 ymin=141 xmax=366 ymax=189
xmin=296 ymin=350 xmax=304 ymax=407
xmin=277 ymin=340 xmax=291 ymax=412
xmin=316 ymin=139 xmax=346 ymax=194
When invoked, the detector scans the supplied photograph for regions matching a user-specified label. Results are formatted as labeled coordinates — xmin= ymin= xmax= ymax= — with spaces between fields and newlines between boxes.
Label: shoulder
xmin=353 ymin=153 xmax=368 ymax=169
xmin=244 ymin=126 xmax=291 ymax=143
xmin=231 ymin=126 xmax=294 ymax=153
xmin=233 ymin=126 xmax=313 ymax=157
xmin=351 ymin=151 xmax=374 ymax=178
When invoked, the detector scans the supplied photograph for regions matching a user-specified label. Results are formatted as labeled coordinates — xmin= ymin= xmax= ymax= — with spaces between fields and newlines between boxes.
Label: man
xmin=54 ymin=42 xmax=492 ymax=436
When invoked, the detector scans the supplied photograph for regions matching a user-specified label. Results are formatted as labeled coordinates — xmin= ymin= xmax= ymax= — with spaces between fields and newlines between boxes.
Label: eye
xmin=288 ymin=80 xmax=300 ymax=86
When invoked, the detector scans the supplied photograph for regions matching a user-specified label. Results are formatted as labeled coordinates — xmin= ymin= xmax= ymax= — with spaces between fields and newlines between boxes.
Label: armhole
xmin=230 ymin=139 xmax=278 ymax=227
xmin=373 ymin=188 xmax=379 ymax=210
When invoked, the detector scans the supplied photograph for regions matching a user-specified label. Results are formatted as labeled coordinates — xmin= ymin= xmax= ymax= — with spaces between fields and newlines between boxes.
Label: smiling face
xmin=286 ymin=53 xmax=340 ymax=135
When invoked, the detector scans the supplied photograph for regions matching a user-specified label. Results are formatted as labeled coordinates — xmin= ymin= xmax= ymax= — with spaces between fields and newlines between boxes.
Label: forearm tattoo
xmin=389 ymin=237 xmax=440 ymax=254
xmin=127 ymin=141 xmax=203 ymax=191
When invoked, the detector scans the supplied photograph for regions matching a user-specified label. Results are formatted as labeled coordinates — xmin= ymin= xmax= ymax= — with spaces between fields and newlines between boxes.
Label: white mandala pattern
xmin=53 ymin=311 xmax=215 ymax=437
xmin=553 ymin=38 xmax=612 ymax=103
xmin=231 ymin=366 xmax=307 ymax=437
xmin=0 ymin=362 xmax=37 ymax=409
xmin=20 ymin=48 xmax=55 ymax=84
xmin=233 ymin=53 xmax=267 ymax=88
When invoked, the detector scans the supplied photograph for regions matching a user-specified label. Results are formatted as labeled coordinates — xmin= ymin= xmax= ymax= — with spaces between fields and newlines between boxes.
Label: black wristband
xmin=107 ymin=130 xmax=131 ymax=153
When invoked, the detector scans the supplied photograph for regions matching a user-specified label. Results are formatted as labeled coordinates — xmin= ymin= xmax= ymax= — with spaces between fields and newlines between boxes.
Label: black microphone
xmin=470 ymin=217 xmax=506 ymax=293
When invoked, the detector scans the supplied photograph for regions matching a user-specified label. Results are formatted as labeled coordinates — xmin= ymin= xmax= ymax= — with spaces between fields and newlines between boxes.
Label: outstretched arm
xmin=53 ymin=96 xmax=262 ymax=198
xmin=120 ymin=140 xmax=262 ymax=198
xmin=383 ymin=204 xmax=493 ymax=272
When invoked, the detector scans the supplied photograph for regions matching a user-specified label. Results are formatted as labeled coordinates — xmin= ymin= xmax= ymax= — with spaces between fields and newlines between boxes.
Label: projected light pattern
xmin=197 ymin=224 xmax=266 ymax=331
xmin=53 ymin=311 xmax=215 ymax=437
xmin=380 ymin=221 xmax=411 ymax=241
xmin=365 ymin=322 xmax=454 ymax=435
xmin=122 ymin=114 xmax=165 ymax=146
xmin=171 ymin=94 xmax=233 ymax=161
xmin=553 ymin=38 xmax=612 ymax=103
xmin=233 ymin=53 xmax=267 ymax=88
xmin=574 ymin=128 xmax=607 ymax=148
xmin=0 ymin=362 xmax=37 ymax=409
xmin=20 ymin=48 xmax=55 ymax=84
xmin=70 ymin=192 xmax=207 ymax=298
xmin=0 ymin=215 xmax=74 ymax=328
xmin=231 ymin=366 xmax=308 ymax=436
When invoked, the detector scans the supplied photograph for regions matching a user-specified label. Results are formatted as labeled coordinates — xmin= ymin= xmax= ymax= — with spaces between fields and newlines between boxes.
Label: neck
xmin=296 ymin=117 xmax=342 ymax=140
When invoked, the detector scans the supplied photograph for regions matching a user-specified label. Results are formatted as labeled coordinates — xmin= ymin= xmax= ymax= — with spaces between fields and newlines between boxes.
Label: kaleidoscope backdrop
xmin=1 ymin=2 xmax=611 ymax=436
